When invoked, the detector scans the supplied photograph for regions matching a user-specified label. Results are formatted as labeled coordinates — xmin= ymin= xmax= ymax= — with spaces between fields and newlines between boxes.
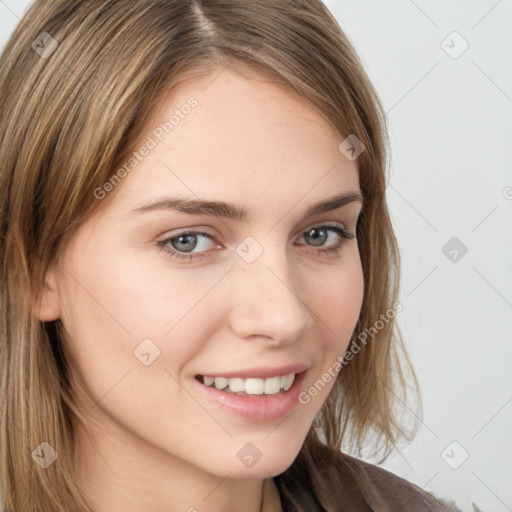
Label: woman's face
xmin=42 ymin=66 xmax=364 ymax=479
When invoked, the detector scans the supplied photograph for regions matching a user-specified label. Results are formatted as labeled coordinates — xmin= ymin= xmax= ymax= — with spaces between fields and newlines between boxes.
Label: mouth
xmin=195 ymin=373 xmax=296 ymax=397
xmin=193 ymin=366 xmax=309 ymax=421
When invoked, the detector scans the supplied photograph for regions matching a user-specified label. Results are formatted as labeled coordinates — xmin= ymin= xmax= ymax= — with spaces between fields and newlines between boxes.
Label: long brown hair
xmin=0 ymin=1 xmax=419 ymax=510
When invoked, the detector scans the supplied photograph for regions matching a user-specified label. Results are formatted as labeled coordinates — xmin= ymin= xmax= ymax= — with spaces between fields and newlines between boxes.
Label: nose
xmin=227 ymin=249 xmax=313 ymax=346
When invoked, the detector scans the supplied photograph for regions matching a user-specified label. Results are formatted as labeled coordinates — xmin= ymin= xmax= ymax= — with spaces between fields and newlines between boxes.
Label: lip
xmin=197 ymin=363 xmax=309 ymax=380
xmin=193 ymin=368 xmax=309 ymax=421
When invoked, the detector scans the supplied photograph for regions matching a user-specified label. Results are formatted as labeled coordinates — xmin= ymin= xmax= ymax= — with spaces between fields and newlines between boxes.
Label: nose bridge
xmin=227 ymin=241 xmax=313 ymax=343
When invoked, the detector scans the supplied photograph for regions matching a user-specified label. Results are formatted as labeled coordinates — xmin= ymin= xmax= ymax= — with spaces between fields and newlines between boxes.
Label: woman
xmin=0 ymin=1 xmax=461 ymax=510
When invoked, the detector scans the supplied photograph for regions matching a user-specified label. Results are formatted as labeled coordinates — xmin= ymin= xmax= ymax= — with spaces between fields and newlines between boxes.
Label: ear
xmin=34 ymin=268 xmax=62 ymax=322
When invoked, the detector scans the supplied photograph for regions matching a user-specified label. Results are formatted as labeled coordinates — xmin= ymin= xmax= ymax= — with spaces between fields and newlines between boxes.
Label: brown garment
xmin=274 ymin=442 xmax=462 ymax=512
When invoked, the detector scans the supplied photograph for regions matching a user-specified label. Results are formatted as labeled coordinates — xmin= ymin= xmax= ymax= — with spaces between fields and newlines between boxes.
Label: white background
xmin=1 ymin=1 xmax=511 ymax=510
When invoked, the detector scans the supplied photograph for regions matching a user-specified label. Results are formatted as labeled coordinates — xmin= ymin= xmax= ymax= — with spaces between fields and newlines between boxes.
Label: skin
xmin=37 ymin=65 xmax=364 ymax=512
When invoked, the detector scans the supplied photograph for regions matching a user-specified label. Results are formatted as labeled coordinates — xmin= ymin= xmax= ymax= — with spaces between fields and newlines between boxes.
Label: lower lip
xmin=193 ymin=371 xmax=308 ymax=421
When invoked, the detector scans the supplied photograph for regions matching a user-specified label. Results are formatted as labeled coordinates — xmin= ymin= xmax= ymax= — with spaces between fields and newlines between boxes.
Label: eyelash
xmin=157 ymin=224 xmax=356 ymax=263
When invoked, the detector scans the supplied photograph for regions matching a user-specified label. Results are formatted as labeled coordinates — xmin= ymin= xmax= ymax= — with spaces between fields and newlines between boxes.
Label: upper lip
xmin=197 ymin=363 xmax=309 ymax=379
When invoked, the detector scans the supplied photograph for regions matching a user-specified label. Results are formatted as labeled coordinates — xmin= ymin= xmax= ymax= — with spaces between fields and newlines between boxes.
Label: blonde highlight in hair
xmin=0 ymin=1 xmax=419 ymax=510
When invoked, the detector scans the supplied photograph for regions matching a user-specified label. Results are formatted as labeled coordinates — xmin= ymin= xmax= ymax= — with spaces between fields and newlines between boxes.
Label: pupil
xmin=172 ymin=234 xmax=197 ymax=252
xmin=307 ymin=228 xmax=326 ymax=246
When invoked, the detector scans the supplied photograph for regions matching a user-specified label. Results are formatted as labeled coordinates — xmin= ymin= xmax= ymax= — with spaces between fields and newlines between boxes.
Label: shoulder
xmin=333 ymin=449 xmax=462 ymax=512
xmin=276 ymin=440 xmax=462 ymax=512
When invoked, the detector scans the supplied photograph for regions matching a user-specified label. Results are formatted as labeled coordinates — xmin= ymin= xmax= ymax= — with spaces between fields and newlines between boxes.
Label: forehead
xmin=106 ymin=66 xmax=360 ymax=214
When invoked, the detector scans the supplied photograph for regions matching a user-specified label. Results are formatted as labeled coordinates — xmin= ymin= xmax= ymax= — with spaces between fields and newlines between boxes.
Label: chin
xmin=219 ymin=455 xmax=298 ymax=480
xmin=203 ymin=429 xmax=308 ymax=480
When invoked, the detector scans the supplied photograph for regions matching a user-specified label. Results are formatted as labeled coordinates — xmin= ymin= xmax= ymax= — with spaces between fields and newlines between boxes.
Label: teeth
xmin=245 ymin=378 xmax=264 ymax=395
xmin=283 ymin=373 xmax=294 ymax=391
xmin=202 ymin=373 xmax=296 ymax=395
xmin=203 ymin=376 xmax=215 ymax=386
xmin=264 ymin=377 xmax=281 ymax=395
xmin=214 ymin=377 xmax=228 ymax=390
xmin=228 ymin=378 xmax=245 ymax=393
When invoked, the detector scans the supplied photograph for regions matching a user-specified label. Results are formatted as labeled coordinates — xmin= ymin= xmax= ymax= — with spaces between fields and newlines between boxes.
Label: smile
xmin=193 ymin=368 xmax=309 ymax=421
xmin=197 ymin=373 xmax=296 ymax=395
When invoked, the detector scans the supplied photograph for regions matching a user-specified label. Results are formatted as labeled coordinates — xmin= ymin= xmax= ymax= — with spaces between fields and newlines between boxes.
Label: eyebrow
xmin=131 ymin=190 xmax=364 ymax=221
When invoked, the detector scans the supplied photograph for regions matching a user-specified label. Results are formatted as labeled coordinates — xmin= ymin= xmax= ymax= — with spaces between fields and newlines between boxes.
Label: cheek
xmin=57 ymin=262 xmax=224 ymax=469
xmin=309 ymin=249 xmax=364 ymax=348
xmin=56 ymin=243 xmax=230 ymax=440
xmin=59 ymin=241 xmax=223 ymax=353
xmin=297 ymin=249 xmax=364 ymax=404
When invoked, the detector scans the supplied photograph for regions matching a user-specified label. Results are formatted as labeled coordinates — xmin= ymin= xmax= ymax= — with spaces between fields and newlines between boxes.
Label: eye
xmin=158 ymin=230 xmax=221 ymax=261
xmin=157 ymin=224 xmax=356 ymax=263
xmin=295 ymin=224 xmax=355 ymax=256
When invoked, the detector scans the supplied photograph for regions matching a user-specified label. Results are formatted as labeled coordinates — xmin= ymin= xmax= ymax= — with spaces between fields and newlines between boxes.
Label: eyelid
xmin=297 ymin=219 xmax=356 ymax=239
xmin=158 ymin=220 xmax=351 ymax=245
xmin=300 ymin=219 xmax=346 ymax=233
xmin=158 ymin=226 xmax=220 ymax=242
xmin=157 ymin=220 xmax=357 ymax=263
